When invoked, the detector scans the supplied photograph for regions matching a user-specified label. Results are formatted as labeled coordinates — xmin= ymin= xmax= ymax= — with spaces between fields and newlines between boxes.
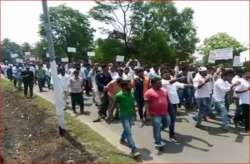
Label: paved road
xmin=34 ymin=87 xmax=248 ymax=163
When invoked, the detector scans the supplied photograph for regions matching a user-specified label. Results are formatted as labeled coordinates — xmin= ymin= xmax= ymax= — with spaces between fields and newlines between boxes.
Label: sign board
xmin=61 ymin=57 xmax=69 ymax=62
xmin=233 ymin=56 xmax=243 ymax=67
xmin=16 ymin=58 xmax=23 ymax=63
xmin=46 ymin=53 xmax=50 ymax=58
xmin=67 ymin=47 xmax=76 ymax=53
xmin=208 ymin=52 xmax=216 ymax=63
xmin=30 ymin=57 xmax=36 ymax=61
xmin=25 ymin=52 xmax=31 ymax=56
xmin=210 ymin=48 xmax=233 ymax=60
xmin=11 ymin=53 xmax=18 ymax=58
xmin=116 ymin=55 xmax=124 ymax=62
xmin=87 ymin=51 xmax=95 ymax=57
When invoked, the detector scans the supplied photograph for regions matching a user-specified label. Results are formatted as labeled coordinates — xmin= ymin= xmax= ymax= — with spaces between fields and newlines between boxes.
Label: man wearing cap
xmin=193 ymin=67 xmax=211 ymax=128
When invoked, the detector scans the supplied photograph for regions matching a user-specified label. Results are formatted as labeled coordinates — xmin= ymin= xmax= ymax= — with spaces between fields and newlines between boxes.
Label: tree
xmin=39 ymin=5 xmax=94 ymax=61
xmin=2 ymin=38 xmax=23 ymax=64
xmin=94 ymin=38 xmax=124 ymax=63
xmin=22 ymin=42 xmax=32 ymax=52
xmin=200 ymin=32 xmax=247 ymax=64
xmin=32 ymin=40 xmax=47 ymax=59
xmin=89 ymin=0 xmax=134 ymax=56
xmin=130 ymin=2 xmax=198 ymax=64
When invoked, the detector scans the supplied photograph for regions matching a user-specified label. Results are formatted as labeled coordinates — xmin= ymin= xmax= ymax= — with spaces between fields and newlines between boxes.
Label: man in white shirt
xmin=213 ymin=69 xmax=236 ymax=129
xmin=123 ymin=67 xmax=134 ymax=81
xmin=193 ymin=67 xmax=211 ymax=128
xmin=234 ymin=74 xmax=249 ymax=131
xmin=58 ymin=68 xmax=70 ymax=108
xmin=69 ymin=70 xmax=84 ymax=114
xmin=162 ymin=71 xmax=192 ymax=141
xmin=109 ymin=66 xmax=119 ymax=80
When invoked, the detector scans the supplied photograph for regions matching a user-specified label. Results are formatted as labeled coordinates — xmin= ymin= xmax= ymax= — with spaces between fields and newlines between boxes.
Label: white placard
xmin=208 ymin=52 xmax=216 ymax=63
xmin=30 ymin=57 xmax=36 ymax=61
xmin=25 ymin=52 xmax=31 ymax=56
xmin=210 ymin=48 xmax=233 ymax=60
xmin=67 ymin=47 xmax=76 ymax=53
xmin=16 ymin=58 xmax=23 ymax=63
xmin=11 ymin=53 xmax=18 ymax=58
xmin=233 ymin=56 xmax=243 ymax=67
xmin=116 ymin=55 xmax=124 ymax=62
xmin=46 ymin=53 xmax=50 ymax=58
xmin=87 ymin=51 xmax=95 ymax=57
xmin=61 ymin=57 xmax=69 ymax=62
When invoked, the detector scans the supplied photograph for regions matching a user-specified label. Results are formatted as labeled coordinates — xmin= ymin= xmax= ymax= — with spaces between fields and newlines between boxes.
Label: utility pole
xmin=41 ymin=0 xmax=55 ymax=61
xmin=41 ymin=0 xmax=66 ymax=136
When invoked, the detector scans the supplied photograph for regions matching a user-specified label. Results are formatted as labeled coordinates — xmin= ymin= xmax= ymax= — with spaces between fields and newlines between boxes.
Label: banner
xmin=30 ymin=57 xmax=36 ymax=61
xmin=87 ymin=51 xmax=95 ymax=57
xmin=11 ymin=53 xmax=18 ymax=58
xmin=16 ymin=58 xmax=23 ymax=63
xmin=25 ymin=52 xmax=31 ymax=56
xmin=233 ymin=56 xmax=243 ymax=67
xmin=61 ymin=57 xmax=69 ymax=62
xmin=67 ymin=47 xmax=76 ymax=53
xmin=208 ymin=52 xmax=216 ymax=63
xmin=210 ymin=48 xmax=233 ymax=60
xmin=116 ymin=55 xmax=124 ymax=62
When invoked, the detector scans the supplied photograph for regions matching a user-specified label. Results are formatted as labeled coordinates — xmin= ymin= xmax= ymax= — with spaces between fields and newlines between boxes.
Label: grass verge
xmin=3 ymin=78 xmax=135 ymax=163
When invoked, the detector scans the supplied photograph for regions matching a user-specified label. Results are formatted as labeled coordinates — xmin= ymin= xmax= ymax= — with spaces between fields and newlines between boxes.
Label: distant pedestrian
xmin=35 ymin=64 xmax=46 ymax=92
xmin=21 ymin=66 xmax=34 ymax=98
xmin=69 ymin=70 xmax=84 ymax=114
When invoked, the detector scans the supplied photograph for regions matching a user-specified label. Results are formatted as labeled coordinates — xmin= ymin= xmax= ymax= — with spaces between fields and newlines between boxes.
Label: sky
xmin=1 ymin=0 xmax=249 ymax=48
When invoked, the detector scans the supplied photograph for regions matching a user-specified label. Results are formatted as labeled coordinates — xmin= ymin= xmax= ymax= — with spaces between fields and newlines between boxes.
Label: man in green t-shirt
xmin=35 ymin=65 xmax=46 ymax=92
xmin=114 ymin=80 xmax=140 ymax=157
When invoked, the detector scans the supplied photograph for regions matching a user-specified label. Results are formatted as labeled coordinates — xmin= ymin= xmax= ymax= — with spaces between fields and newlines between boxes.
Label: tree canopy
xmin=94 ymin=38 xmax=124 ymax=63
xmin=200 ymin=32 xmax=247 ymax=64
xmin=89 ymin=0 xmax=133 ymax=56
xmin=130 ymin=2 xmax=198 ymax=64
xmin=39 ymin=5 xmax=94 ymax=61
xmin=2 ymin=39 xmax=23 ymax=64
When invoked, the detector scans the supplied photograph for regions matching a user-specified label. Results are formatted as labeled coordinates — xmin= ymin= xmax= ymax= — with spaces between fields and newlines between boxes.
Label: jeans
xmin=120 ymin=117 xmax=136 ymax=151
xmin=196 ymin=98 xmax=211 ymax=125
xmin=169 ymin=104 xmax=177 ymax=138
xmin=214 ymin=101 xmax=229 ymax=127
xmin=152 ymin=115 xmax=170 ymax=145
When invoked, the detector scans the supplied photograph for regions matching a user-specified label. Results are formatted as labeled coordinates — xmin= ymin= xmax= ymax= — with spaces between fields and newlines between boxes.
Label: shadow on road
xmin=160 ymin=132 xmax=213 ymax=153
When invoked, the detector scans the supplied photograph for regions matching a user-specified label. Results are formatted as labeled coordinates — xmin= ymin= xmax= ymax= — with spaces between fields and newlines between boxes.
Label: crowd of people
xmin=1 ymin=59 xmax=249 ymax=157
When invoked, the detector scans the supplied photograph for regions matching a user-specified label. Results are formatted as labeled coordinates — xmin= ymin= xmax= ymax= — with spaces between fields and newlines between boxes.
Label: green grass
xmin=3 ymin=79 xmax=135 ymax=163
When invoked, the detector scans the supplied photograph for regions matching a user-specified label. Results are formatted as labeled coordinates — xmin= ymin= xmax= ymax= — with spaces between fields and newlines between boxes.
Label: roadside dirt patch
xmin=3 ymin=86 xmax=97 ymax=163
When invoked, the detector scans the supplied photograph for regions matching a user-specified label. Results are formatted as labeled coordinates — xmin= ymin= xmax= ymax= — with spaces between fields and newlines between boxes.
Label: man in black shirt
xmin=21 ymin=66 xmax=34 ymax=98
xmin=94 ymin=64 xmax=112 ymax=122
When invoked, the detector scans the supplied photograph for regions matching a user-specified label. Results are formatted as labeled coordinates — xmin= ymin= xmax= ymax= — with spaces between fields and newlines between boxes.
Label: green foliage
xmin=94 ymin=38 xmax=124 ymax=63
xmin=21 ymin=42 xmax=32 ymax=52
xmin=130 ymin=2 xmax=198 ymax=64
xmin=89 ymin=1 xmax=133 ymax=56
xmin=2 ymin=38 xmax=23 ymax=64
xmin=39 ymin=5 xmax=94 ymax=61
xmin=32 ymin=40 xmax=47 ymax=59
xmin=200 ymin=32 xmax=247 ymax=64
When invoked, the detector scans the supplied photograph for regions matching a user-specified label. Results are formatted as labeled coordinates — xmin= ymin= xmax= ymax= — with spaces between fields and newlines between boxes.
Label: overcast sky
xmin=1 ymin=1 xmax=249 ymax=47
